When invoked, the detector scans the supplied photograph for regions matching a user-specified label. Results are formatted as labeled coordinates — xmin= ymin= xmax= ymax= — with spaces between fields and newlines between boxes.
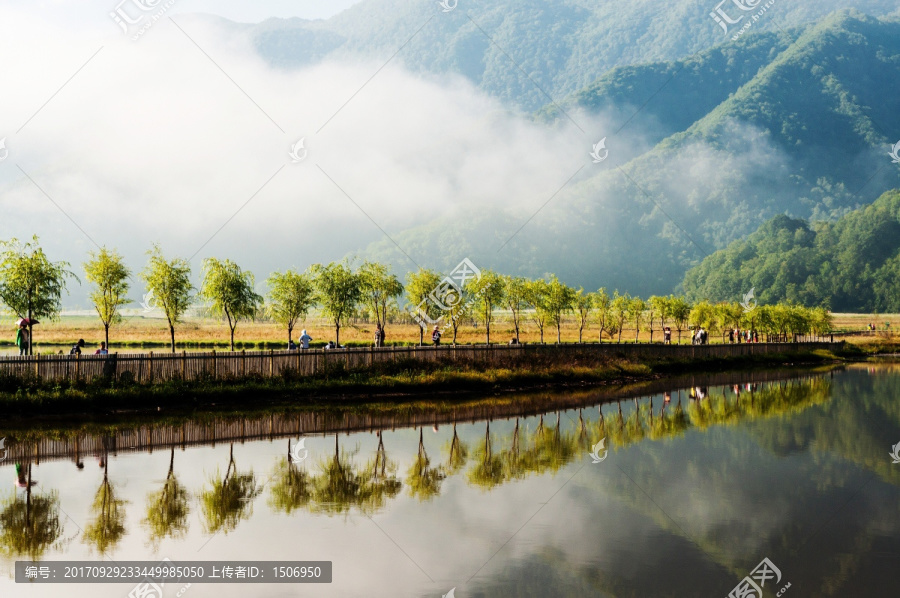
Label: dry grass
xmin=2 ymin=311 xmax=886 ymax=351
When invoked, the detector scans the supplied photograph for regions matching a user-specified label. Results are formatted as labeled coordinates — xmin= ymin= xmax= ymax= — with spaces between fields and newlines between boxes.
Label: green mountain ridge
xmin=219 ymin=0 xmax=900 ymax=112
xmin=682 ymin=189 xmax=900 ymax=311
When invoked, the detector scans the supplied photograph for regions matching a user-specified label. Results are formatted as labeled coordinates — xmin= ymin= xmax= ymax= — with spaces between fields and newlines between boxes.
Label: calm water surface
xmin=1 ymin=365 xmax=899 ymax=597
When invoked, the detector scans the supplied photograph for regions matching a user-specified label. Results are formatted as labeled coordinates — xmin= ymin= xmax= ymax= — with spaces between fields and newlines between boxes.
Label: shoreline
xmin=0 ymin=344 xmax=867 ymax=423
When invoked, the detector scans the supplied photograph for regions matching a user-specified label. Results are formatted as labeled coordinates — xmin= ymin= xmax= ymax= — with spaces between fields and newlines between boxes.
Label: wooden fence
xmin=0 ymin=367 xmax=828 ymax=465
xmin=0 ymin=341 xmax=839 ymax=384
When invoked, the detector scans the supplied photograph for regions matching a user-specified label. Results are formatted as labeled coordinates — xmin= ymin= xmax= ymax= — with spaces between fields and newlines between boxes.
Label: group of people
xmin=288 ymin=330 xmax=315 ymax=350
xmin=68 ymin=339 xmax=109 ymax=355
xmin=692 ymin=327 xmax=709 ymax=345
xmin=727 ymin=329 xmax=759 ymax=343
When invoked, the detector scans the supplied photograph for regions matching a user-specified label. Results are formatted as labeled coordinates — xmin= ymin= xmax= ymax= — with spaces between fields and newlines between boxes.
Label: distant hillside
xmin=682 ymin=189 xmax=900 ymax=312
xmin=357 ymin=12 xmax=900 ymax=295
xmin=234 ymin=0 xmax=900 ymax=111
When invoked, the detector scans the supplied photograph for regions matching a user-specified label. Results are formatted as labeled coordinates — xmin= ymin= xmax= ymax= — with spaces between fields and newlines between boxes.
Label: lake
xmin=1 ymin=364 xmax=898 ymax=597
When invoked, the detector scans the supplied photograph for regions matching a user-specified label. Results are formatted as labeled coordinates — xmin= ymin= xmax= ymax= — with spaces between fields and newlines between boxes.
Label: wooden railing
xmin=0 ymin=341 xmax=840 ymax=384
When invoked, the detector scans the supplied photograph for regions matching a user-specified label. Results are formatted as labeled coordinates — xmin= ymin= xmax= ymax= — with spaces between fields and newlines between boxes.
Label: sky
xmin=0 ymin=0 xmax=602 ymax=309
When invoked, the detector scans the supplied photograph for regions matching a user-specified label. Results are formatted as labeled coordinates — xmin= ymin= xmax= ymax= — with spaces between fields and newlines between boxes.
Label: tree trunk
xmin=335 ymin=322 xmax=340 ymax=347
xmin=579 ymin=327 xmax=583 ymax=344
xmin=230 ymin=326 xmax=236 ymax=352
xmin=105 ymin=324 xmax=110 ymax=350
xmin=419 ymin=326 xmax=424 ymax=346
xmin=170 ymin=325 xmax=176 ymax=353
xmin=557 ymin=323 xmax=561 ymax=344
xmin=288 ymin=324 xmax=294 ymax=346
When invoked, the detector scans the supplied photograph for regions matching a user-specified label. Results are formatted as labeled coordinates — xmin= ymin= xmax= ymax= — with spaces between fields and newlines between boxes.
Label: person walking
xmin=299 ymin=329 xmax=313 ymax=350
xmin=95 ymin=342 xmax=109 ymax=355
xmin=15 ymin=324 xmax=29 ymax=356
xmin=432 ymin=325 xmax=442 ymax=346
xmin=663 ymin=326 xmax=671 ymax=345
xmin=69 ymin=339 xmax=86 ymax=355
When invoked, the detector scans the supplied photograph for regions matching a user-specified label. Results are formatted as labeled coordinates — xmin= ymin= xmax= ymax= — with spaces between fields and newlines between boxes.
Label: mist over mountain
xmin=356 ymin=11 xmax=900 ymax=295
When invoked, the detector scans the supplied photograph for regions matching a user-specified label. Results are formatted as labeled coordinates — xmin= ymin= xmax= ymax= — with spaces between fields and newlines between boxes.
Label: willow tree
xmin=199 ymin=444 xmax=261 ymax=535
xmin=544 ymin=276 xmax=575 ymax=344
xmin=503 ymin=276 xmax=529 ymax=343
xmin=84 ymin=247 xmax=132 ymax=348
xmin=669 ymin=295 xmax=692 ymax=344
xmin=310 ymin=262 xmax=361 ymax=347
xmin=610 ymin=291 xmax=630 ymax=343
xmin=358 ymin=261 xmax=403 ymax=347
xmin=141 ymin=245 xmax=193 ymax=353
xmin=266 ymin=269 xmax=315 ymax=345
xmin=406 ymin=268 xmax=442 ymax=345
xmin=467 ymin=270 xmax=505 ymax=345
xmin=526 ymin=278 xmax=550 ymax=344
xmin=574 ymin=289 xmax=594 ymax=344
xmin=84 ymin=458 xmax=127 ymax=555
xmin=0 ymin=236 xmax=75 ymax=355
xmin=467 ymin=422 xmax=505 ymax=489
xmin=200 ymin=258 xmax=263 ymax=351
xmin=595 ymin=288 xmax=611 ymax=343
xmin=627 ymin=296 xmax=646 ymax=343
xmin=143 ymin=448 xmax=190 ymax=549
xmin=308 ymin=435 xmax=400 ymax=516
xmin=443 ymin=424 xmax=469 ymax=474
xmin=0 ymin=464 xmax=62 ymax=560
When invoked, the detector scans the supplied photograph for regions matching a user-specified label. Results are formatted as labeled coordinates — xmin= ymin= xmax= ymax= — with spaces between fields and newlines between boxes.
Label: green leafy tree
xmin=669 ymin=296 xmax=692 ymax=344
xmin=309 ymin=262 xmax=362 ymax=347
xmin=648 ymin=296 xmax=671 ymax=343
xmin=406 ymin=268 xmax=442 ymax=346
xmin=610 ymin=291 xmax=630 ymax=343
xmin=141 ymin=245 xmax=193 ymax=353
xmin=526 ymin=278 xmax=550 ymax=343
xmin=358 ymin=261 xmax=403 ymax=346
xmin=574 ymin=289 xmax=594 ymax=343
xmin=544 ymin=276 xmax=576 ymax=344
xmin=467 ymin=270 xmax=506 ymax=345
xmin=595 ymin=288 xmax=611 ymax=343
xmin=84 ymin=248 xmax=131 ymax=349
xmin=266 ymin=270 xmax=315 ymax=345
xmin=627 ymin=296 xmax=646 ymax=343
xmin=0 ymin=236 xmax=75 ymax=355
xmin=200 ymin=258 xmax=262 ymax=352
xmin=503 ymin=276 xmax=529 ymax=343
xmin=690 ymin=301 xmax=717 ymax=340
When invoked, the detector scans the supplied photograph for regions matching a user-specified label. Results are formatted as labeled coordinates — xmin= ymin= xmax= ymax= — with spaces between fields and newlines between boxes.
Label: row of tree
xmin=0 ymin=236 xmax=833 ymax=354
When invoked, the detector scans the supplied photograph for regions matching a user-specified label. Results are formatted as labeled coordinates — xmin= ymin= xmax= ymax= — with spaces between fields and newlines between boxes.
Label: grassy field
xmin=1 ymin=311 xmax=897 ymax=353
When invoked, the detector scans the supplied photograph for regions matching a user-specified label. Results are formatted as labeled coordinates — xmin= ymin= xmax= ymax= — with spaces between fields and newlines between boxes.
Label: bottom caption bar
xmin=16 ymin=561 xmax=332 ymax=584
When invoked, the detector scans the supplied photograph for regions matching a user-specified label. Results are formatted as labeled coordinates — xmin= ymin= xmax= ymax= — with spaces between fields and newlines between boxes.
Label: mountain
xmin=355 ymin=11 xmax=900 ymax=295
xmin=681 ymin=189 xmax=900 ymax=312
xmin=236 ymin=0 xmax=900 ymax=112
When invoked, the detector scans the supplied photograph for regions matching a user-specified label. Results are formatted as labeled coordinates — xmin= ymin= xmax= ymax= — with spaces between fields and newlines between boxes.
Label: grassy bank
xmin=0 ymin=346 xmax=849 ymax=419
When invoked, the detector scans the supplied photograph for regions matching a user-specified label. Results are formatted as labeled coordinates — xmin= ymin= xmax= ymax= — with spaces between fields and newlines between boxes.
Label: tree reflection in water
xmin=200 ymin=443 xmax=261 ymax=535
xmin=83 ymin=451 xmax=127 ymax=555
xmin=0 ymin=462 xmax=62 ymax=560
xmin=406 ymin=428 xmax=446 ymax=501
xmin=143 ymin=447 xmax=190 ymax=549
